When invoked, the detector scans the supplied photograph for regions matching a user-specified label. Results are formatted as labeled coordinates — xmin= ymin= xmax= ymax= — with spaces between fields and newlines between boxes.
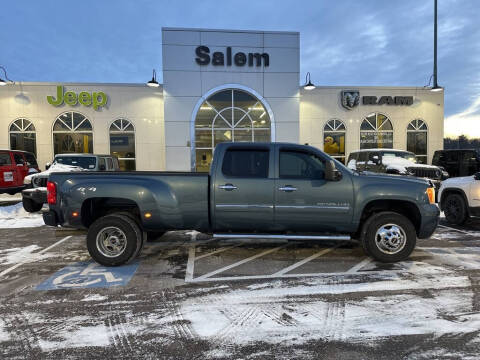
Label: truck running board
xmin=213 ymin=234 xmax=351 ymax=241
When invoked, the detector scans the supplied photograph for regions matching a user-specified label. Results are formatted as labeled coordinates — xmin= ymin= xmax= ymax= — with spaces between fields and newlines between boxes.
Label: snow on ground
xmin=0 ymin=202 xmax=45 ymax=228
xmin=81 ymin=294 xmax=108 ymax=302
xmin=0 ymin=245 xmax=58 ymax=265
xmin=0 ymin=193 xmax=21 ymax=202
xmin=180 ymin=276 xmax=480 ymax=346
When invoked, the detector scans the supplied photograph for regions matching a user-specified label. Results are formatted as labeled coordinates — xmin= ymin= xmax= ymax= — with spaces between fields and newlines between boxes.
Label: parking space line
xmin=185 ymin=246 xmax=196 ymax=282
xmin=195 ymin=244 xmax=243 ymax=260
xmin=346 ymin=257 xmax=372 ymax=273
xmin=0 ymin=236 xmax=72 ymax=278
xmin=194 ymin=244 xmax=288 ymax=281
xmin=272 ymin=245 xmax=341 ymax=276
xmin=438 ymin=224 xmax=476 ymax=236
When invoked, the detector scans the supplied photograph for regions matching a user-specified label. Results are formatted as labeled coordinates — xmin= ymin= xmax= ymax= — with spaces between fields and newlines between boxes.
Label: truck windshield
xmin=380 ymin=151 xmax=417 ymax=163
xmin=54 ymin=156 xmax=97 ymax=169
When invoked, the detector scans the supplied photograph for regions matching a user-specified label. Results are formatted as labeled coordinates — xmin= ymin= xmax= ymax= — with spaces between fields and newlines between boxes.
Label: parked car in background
xmin=432 ymin=149 xmax=480 ymax=178
xmin=22 ymin=153 xmax=119 ymax=212
xmin=438 ymin=172 xmax=480 ymax=225
xmin=43 ymin=142 xmax=439 ymax=266
xmin=347 ymin=149 xmax=447 ymax=190
xmin=0 ymin=150 xmax=39 ymax=195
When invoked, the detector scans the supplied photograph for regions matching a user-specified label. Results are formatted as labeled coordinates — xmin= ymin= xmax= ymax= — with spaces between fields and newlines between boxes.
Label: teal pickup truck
xmin=43 ymin=142 xmax=439 ymax=266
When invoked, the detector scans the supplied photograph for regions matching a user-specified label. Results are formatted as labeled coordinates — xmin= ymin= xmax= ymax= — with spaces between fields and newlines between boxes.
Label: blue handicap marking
xmin=36 ymin=260 xmax=140 ymax=290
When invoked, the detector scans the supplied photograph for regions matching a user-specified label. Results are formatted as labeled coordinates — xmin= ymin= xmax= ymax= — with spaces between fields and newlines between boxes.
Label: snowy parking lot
xmin=1 ymin=204 xmax=480 ymax=359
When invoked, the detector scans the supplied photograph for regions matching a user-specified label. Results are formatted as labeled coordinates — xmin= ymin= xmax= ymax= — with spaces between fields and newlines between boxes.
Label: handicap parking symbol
xmin=36 ymin=261 xmax=139 ymax=290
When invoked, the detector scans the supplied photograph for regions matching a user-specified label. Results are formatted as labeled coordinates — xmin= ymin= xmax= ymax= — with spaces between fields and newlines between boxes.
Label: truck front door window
xmin=279 ymin=151 xmax=325 ymax=179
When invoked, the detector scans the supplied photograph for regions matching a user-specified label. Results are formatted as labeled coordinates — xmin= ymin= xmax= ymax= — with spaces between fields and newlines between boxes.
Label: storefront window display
xmin=360 ymin=112 xmax=393 ymax=149
xmin=53 ymin=111 xmax=93 ymax=155
xmin=323 ymin=119 xmax=346 ymax=163
xmin=110 ymin=119 xmax=136 ymax=171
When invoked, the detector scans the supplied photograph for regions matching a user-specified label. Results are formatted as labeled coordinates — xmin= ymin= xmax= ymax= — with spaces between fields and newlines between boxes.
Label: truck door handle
xmin=279 ymin=185 xmax=297 ymax=192
xmin=219 ymin=183 xmax=238 ymax=191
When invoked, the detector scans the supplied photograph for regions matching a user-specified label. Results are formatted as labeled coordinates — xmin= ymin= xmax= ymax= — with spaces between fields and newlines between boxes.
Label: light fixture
xmin=147 ymin=69 xmax=159 ymax=88
xmin=430 ymin=85 xmax=443 ymax=92
xmin=303 ymin=72 xmax=315 ymax=90
xmin=0 ymin=66 xmax=13 ymax=86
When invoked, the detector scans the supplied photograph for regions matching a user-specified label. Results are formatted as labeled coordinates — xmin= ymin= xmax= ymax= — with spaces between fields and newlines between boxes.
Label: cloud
xmin=445 ymin=96 xmax=480 ymax=137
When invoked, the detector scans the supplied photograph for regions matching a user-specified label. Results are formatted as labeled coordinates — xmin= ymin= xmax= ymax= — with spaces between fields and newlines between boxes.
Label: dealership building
xmin=0 ymin=27 xmax=444 ymax=171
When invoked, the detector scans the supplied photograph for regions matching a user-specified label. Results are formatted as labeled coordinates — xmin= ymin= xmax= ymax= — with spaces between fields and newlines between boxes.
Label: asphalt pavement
xmin=0 ymin=219 xmax=480 ymax=359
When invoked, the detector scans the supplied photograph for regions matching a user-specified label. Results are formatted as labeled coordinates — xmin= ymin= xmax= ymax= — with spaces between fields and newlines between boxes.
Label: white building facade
xmin=0 ymin=27 xmax=444 ymax=171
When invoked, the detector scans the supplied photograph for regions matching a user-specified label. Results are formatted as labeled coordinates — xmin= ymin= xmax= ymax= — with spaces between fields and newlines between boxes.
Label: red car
xmin=0 ymin=150 xmax=40 ymax=195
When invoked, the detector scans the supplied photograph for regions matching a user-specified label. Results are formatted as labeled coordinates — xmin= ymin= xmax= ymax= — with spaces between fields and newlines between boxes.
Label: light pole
xmin=431 ymin=0 xmax=443 ymax=92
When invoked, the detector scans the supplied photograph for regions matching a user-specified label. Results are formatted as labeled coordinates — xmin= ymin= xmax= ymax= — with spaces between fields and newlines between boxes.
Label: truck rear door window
xmin=222 ymin=149 xmax=269 ymax=178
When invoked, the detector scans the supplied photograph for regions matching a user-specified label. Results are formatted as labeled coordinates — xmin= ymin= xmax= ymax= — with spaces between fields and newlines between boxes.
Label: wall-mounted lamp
xmin=147 ymin=69 xmax=159 ymax=88
xmin=303 ymin=72 xmax=315 ymax=90
xmin=0 ymin=66 xmax=13 ymax=86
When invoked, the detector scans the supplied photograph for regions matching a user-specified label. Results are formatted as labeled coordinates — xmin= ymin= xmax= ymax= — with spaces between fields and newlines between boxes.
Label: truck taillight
xmin=47 ymin=181 xmax=57 ymax=205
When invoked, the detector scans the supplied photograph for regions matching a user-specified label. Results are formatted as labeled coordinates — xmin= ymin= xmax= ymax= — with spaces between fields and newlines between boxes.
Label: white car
xmin=438 ymin=173 xmax=480 ymax=224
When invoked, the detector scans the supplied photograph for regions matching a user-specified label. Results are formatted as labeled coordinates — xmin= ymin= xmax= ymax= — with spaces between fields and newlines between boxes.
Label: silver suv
xmin=22 ymin=154 xmax=120 ymax=212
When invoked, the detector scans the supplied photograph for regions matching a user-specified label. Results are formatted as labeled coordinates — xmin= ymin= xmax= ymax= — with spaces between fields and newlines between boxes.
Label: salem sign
xmin=195 ymin=46 xmax=269 ymax=67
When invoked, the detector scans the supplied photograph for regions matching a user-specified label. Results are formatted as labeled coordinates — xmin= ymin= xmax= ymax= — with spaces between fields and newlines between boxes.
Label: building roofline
xmin=5 ymin=82 xmax=163 ymax=88
xmin=300 ymin=86 xmax=442 ymax=91
xmin=162 ymin=27 xmax=299 ymax=35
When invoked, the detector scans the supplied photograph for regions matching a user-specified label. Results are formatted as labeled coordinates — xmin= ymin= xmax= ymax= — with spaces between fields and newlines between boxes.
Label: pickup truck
xmin=43 ymin=142 xmax=439 ymax=266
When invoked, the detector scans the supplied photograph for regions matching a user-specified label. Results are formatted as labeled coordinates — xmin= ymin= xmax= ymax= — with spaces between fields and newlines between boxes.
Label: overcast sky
xmin=1 ymin=0 xmax=479 ymax=137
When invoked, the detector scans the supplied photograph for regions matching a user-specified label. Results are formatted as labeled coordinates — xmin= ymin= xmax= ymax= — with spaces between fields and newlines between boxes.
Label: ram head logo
xmin=341 ymin=90 xmax=360 ymax=110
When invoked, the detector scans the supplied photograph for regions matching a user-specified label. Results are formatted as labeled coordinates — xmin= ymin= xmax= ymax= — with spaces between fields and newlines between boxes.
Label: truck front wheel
xmin=87 ymin=214 xmax=143 ymax=266
xmin=362 ymin=212 xmax=416 ymax=263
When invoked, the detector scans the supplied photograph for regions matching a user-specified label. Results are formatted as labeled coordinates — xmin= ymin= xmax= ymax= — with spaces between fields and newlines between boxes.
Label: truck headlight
xmin=426 ymin=187 xmax=436 ymax=204
xmin=24 ymin=176 xmax=32 ymax=185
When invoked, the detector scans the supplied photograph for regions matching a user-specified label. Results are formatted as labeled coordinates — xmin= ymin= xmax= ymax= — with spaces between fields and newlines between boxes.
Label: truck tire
xmin=87 ymin=214 xmax=143 ymax=266
xmin=443 ymin=193 xmax=468 ymax=225
xmin=362 ymin=212 xmax=416 ymax=263
xmin=22 ymin=198 xmax=43 ymax=213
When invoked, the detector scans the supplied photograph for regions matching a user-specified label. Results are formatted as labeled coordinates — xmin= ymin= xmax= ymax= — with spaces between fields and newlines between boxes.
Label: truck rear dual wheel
xmin=22 ymin=198 xmax=43 ymax=213
xmin=87 ymin=214 xmax=143 ymax=266
xmin=362 ymin=212 xmax=416 ymax=263
xmin=443 ymin=193 xmax=468 ymax=225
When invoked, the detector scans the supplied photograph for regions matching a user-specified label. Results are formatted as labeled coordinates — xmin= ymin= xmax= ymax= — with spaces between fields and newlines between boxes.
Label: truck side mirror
xmin=325 ymin=160 xmax=342 ymax=181
xmin=474 ymin=172 xmax=480 ymax=180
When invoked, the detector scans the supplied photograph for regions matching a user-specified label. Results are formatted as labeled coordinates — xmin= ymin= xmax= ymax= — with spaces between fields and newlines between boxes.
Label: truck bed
xmin=48 ymin=171 xmax=210 ymax=231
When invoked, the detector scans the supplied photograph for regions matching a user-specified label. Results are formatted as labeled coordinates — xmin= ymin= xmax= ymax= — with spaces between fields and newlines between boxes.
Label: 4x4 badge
xmin=341 ymin=90 xmax=360 ymax=110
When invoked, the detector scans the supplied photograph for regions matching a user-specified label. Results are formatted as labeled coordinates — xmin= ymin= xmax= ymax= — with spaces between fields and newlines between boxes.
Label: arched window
xmin=194 ymin=89 xmax=271 ymax=172
xmin=9 ymin=118 xmax=36 ymax=155
xmin=53 ymin=111 xmax=93 ymax=155
xmin=360 ymin=112 xmax=393 ymax=149
xmin=110 ymin=119 xmax=135 ymax=171
xmin=323 ymin=119 xmax=346 ymax=163
xmin=407 ymin=119 xmax=428 ymax=164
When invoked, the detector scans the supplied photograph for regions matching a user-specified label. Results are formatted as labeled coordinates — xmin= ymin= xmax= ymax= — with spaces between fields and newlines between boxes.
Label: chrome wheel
xmin=375 ymin=223 xmax=407 ymax=255
xmin=96 ymin=226 xmax=127 ymax=258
